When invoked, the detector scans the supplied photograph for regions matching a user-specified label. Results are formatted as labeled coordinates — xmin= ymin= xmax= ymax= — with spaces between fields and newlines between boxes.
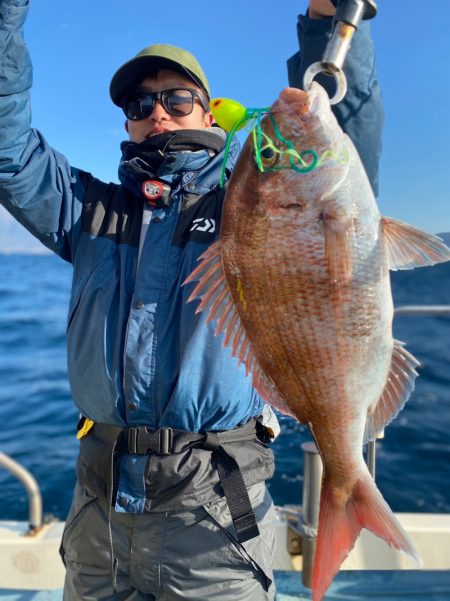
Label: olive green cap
xmin=110 ymin=43 xmax=210 ymax=106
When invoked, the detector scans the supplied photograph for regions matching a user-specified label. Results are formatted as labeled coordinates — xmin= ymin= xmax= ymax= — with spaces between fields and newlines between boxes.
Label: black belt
xmin=83 ymin=418 xmax=262 ymax=543
xmin=125 ymin=426 xmax=200 ymax=455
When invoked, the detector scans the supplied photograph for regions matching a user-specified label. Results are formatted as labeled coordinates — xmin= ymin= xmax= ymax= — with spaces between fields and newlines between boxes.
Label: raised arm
xmin=0 ymin=0 xmax=87 ymax=261
xmin=308 ymin=0 xmax=336 ymax=18
xmin=287 ymin=0 xmax=383 ymax=196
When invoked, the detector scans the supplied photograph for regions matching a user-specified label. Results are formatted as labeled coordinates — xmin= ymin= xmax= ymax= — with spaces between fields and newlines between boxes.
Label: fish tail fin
xmin=311 ymin=470 xmax=421 ymax=601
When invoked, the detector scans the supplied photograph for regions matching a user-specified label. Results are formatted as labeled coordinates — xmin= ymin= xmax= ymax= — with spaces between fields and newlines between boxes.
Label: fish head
xmin=224 ymin=82 xmax=352 ymax=228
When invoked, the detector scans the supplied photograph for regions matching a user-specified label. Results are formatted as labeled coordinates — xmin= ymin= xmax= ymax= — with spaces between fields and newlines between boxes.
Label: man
xmin=0 ymin=0 xmax=382 ymax=599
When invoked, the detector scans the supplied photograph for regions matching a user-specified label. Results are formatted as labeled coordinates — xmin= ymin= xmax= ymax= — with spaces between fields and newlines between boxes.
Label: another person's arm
xmin=287 ymin=0 xmax=383 ymax=195
xmin=0 ymin=0 xmax=87 ymax=260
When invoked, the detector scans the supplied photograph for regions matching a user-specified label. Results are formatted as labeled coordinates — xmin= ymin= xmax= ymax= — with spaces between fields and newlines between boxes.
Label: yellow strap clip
xmin=76 ymin=418 xmax=95 ymax=440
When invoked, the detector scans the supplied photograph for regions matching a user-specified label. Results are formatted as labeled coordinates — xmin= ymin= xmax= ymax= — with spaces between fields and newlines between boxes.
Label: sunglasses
xmin=122 ymin=88 xmax=209 ymax=121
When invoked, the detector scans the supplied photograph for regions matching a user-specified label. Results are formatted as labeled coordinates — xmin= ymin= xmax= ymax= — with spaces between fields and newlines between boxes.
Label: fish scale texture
xmin=222 ymin=133 xmax=389 ymax=436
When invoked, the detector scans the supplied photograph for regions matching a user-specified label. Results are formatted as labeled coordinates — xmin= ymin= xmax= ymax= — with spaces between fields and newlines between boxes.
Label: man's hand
xmin=308 ymin=0 xmax=336 ymax=19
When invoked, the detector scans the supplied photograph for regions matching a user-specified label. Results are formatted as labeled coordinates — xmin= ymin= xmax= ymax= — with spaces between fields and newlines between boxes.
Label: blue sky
xmin=2 ymin=0 xmax=450 ymax=238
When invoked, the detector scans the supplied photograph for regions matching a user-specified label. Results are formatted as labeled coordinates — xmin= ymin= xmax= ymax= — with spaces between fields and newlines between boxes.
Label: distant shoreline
xmin=0 ymin=248 xmax=52 ymax=255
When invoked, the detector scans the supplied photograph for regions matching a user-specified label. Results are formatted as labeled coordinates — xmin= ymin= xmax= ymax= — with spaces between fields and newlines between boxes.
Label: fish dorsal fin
xmin=364 ymin=340 xmax=420 ymax=444
xmin=381 ymin=217 xmax=450 ymax=270
xmin=184 ymin=241 xmax=295 ymax=418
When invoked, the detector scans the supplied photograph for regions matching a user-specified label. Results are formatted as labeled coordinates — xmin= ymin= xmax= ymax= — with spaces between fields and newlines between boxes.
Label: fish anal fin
xmin=183 ymin=241 xmax=296 ymax=419
xmin=381 ymin=216 xmax=450 ymax=270
xmin=364 ymin=340 xmax=420 ymax=444
xmin=312 ymin=469 xmax=421 ymax=601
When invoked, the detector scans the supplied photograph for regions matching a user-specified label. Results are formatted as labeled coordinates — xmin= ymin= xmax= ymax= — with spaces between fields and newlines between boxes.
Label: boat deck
xmin=1 ymin=570 xmax=449 ymax=600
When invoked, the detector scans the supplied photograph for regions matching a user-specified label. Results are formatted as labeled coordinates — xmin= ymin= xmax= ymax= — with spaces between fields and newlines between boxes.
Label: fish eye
xmin=260 ymin=146 xmax=278 ymax=167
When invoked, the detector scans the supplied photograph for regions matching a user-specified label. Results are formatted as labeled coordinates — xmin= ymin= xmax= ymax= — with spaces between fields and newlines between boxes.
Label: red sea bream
xmin=185 ymin=82 xmax=450 ymax=600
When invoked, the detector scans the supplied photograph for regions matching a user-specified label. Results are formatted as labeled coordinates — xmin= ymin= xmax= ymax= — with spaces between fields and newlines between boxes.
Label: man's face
xmin=125 ymin=69 xmax=213 ymax=143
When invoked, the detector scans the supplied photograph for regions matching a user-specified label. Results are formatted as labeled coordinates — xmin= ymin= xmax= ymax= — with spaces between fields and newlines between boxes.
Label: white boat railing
xmin=0 ymin=451 xmax=42 ymax=532
xmin=395 ymin=305 xmax=450 ymax=316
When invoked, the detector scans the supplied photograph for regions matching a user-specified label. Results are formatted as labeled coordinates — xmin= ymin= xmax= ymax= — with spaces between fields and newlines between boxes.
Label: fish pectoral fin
xmin=322 ymin=211 xmax=353 ymax=286
xmin=381 ymin=216 xmax=450 ymax=270
xmin=183 ymin=241 xmax=296 ymax=419
xmin=364 ymin=340 xmax=420 ymax=444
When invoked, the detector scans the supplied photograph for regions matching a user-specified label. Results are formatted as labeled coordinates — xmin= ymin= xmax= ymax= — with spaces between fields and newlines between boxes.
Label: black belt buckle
xmin=126 ymin=426 xmax=174 ymax=455
xmin=127 ymin=428 xmax=140 ymax=454
xmin=159 ymin=427 xmax=173 ymax=455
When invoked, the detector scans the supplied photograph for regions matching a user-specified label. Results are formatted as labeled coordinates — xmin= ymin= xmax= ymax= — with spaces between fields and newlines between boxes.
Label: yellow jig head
xmin=210 ymin=98 xmax=247 ymax=132
xmin=212 ymin=97 xmax=272 ymax=187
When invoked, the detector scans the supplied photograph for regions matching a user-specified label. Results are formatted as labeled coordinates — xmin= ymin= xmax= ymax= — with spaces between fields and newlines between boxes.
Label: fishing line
xmin=252 ymin=114 xmax=318 ymax=174
xmin=216 ymin=101 xmax=349 ymax=188
xmin=219 ymin=107 xmax=268 ymax=187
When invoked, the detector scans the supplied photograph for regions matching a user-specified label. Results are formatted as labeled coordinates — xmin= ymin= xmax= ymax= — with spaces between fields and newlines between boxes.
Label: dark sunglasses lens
xmin=123 ymin=89 xmax=202 ymax=120
xmin=163 ymin=90 xmax=195 ymax=116
xmin=124 ymin=95 xmax=155 ymax=120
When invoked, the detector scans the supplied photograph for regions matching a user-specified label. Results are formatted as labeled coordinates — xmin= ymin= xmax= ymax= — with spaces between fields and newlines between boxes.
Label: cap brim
xmin=110 ymin=56 xmax=208 ymax=106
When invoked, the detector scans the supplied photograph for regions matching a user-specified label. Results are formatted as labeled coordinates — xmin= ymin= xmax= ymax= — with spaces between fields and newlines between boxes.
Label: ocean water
xmin=0 ymin=253 xmax=449 ymax=521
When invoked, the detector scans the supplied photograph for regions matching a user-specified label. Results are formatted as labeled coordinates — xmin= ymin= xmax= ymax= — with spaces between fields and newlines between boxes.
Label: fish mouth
xmin=270 ymin=87 xmax=310 ymax=117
